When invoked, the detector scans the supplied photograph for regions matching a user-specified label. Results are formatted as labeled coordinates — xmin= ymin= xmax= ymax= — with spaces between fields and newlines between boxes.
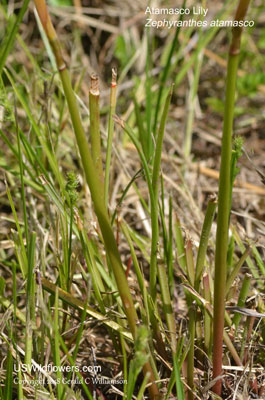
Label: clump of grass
xmin=0 ymin=0 xmax=264 ymax=399
xmin=32 ymin=0 xmax=159 ymax=397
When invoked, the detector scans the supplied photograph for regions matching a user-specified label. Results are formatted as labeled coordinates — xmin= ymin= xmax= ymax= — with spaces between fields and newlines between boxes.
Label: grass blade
xmin=0 ymin=0 xmax=30 ymax=75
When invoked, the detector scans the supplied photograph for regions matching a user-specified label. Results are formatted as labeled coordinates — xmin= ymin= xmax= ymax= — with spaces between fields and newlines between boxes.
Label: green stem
xmin=174 ymin=214 xmax=187 ymax=272
xmin=225 ymin=246 xmax=251 ymax=296
xmin=203 ymin=274 xmax=212 ymax=356
xmin=16 ymin=111 xmax=29 ymax=249
xmin=183 ymin=47 xmax=203 ymax=160
xmin=24 ymin=232 xmax=36 ymax=370
xmin=186 ymin=239 xmax=195 ymax=287
xmin=157 ymin=260 xmax=177 ymax=354
xmin=54 ymin=288 xmax=63 ymax=399
xmin=195 ymin=195 xmax=217 ymax=292
xmin=185 ymin=240 xmax=195 ymax=399
xmin=67 ymin=204 xmax=74 ymax=291
xmin=187 ymin=305 xmax=196 ymax=400
xmin=104 ymin=68 xmax=117 ymax=207
xmin=213 ymin=47 xmax=239 ymax=398
xmin=232 ymin=273 xmax=251 ymax=329
xmin=89 ymin=73 xmax=104 ymax=185
xmin=212 ymin=1 xmax=250 ymax=395
xmin=150 ymin=85 xmax=173 ymax=300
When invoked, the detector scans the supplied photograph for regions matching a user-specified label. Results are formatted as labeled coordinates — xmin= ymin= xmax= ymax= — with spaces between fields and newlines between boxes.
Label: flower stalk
xmin=104 ymin=68 xmax=117 ymax=207
xmin=89 ymin=73 xmax=104 ymax=185
xmin=212 ymin=0 xmax=251 ymax=395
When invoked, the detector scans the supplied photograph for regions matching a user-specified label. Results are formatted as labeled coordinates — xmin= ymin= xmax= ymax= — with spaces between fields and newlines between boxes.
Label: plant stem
xmin=225 ymin=246 xmax=251 ymax=296
xmin=104 ymin=68 xmax=117 ymax=207
xmin=183 ymin=49 xmax=203 ymax=160
xmin=187 ymin=304 xmax=196 ymax=400
xmin=195 ymin=195 xmax=217 ymax=292
xmin=67 ymin=205 xmax=74 ymax=291
xmin=232 ymin=273 xmax=251 ymax=329
xmin=212 ymin=0 xmax=250 ymax=395
xmin=150 ymin=85 xmax=173 ymax=300
xmin=54 ymin=288 xmax=63 ymax=399
xmin=185 ymin=240 xmax=195 ymax=400
xmin=157 ymin=260 xmax=177 ymax=354
xmin=203 ymin=274 xmax=212 ymax=356
xmin=24 ymin=232 xmax=36 ymax=370
xmin=89 ymin=73 xmax=104 ymax=185
xmin=186 ymin=239 xmax=195 ymax=287
xmin=175 ymin=214 xmax=187 ymax=272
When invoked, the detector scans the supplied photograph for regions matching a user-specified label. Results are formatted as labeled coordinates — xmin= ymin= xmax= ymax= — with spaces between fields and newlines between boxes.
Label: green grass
xmin=0 ymin=0 xmax=265 ymax=399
